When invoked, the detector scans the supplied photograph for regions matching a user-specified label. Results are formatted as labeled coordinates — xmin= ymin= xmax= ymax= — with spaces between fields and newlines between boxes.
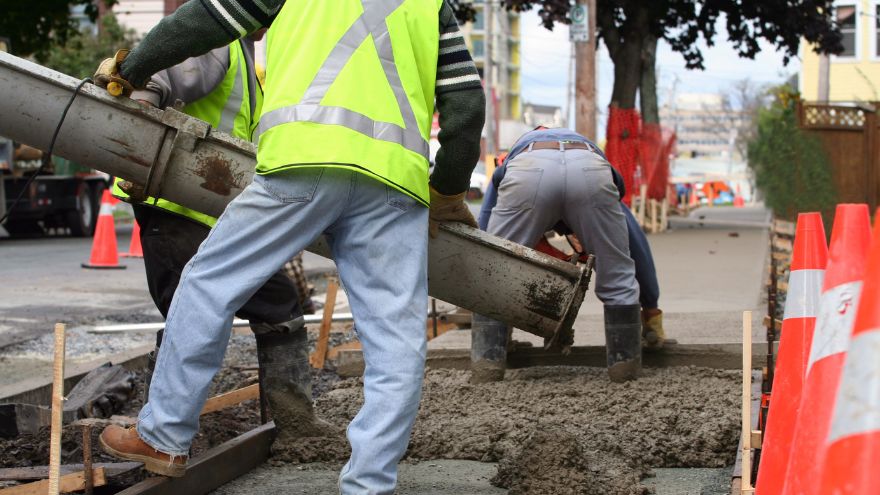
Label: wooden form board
xmin=0 ymin=463 xmax=140 ymax=482
xmin=335 ymin=341 xmax=780 ymax=377
xmin=0 ymin=468 xmax=106 ymax=495
xmin=116 ymin=424 xmax=274 ymax=495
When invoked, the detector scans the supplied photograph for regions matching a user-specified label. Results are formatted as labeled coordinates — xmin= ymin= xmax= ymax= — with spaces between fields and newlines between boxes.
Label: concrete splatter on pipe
xmin=0 ymin=51 xmax=590 ymax=342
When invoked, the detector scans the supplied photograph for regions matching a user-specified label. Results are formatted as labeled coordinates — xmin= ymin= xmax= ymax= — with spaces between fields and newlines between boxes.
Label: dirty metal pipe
xmin=0 ymin=52 xmax=590 ymax=342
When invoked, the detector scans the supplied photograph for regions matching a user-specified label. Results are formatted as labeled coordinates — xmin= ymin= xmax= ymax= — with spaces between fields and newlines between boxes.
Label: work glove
xmin=93 ymin=49 xmax=135 ymax=97
xmin=429 ymin=186 xmax=478 ymax=238
xmin=641 ymin=308 xmax=666 ymax=350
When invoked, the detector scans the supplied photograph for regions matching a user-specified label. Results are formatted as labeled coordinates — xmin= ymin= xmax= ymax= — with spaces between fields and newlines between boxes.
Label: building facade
xmin=522 ymin=102 xmax=564 ymax=128
xmin=459 ymin=1 xmax=522 ymax=120
xmin=659 ymin=93 xmax=745 ymax=159
xmin=801 ymin=0 xmax=880 ymax=101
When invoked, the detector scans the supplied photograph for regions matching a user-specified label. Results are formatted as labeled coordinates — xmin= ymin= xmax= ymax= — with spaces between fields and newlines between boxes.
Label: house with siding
xmin=801 ymin=0 xmax=880 ymax=101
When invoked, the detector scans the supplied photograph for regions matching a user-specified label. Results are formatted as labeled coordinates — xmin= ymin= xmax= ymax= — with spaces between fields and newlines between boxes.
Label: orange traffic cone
xmin=82 ymin=190 xmax=126 ymax=270
xmin=733 ymin=184 xmax=745 ymax=208
xmin=121 ymin=221 xmax=144 ymax=258
xmin=782 ymin=204 xmax=871 ymax=495
xmin=755 ymin=212 xmax=828 ymax=495
xmin=817 ymin=208 xmax=880 ymax=494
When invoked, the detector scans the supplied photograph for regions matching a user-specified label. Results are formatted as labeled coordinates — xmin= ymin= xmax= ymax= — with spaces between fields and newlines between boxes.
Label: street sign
xmin=569 ymin=4 xmax=589 ymax=42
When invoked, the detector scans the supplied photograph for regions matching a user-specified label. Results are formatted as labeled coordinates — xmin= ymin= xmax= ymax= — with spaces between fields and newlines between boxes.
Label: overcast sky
xmin=518 ymin=10 xmax=801 ymax=134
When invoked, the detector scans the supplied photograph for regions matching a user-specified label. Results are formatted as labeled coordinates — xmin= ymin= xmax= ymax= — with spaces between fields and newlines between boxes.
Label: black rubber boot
xmin=604 ymin=304 xmax=642 ymax=382
xmin=470 ymin=314 xmax=509 ymax=383
xmin=253 ymin=320 xmax=332 ymax=448
xmin=143 ymin=329 xmax=163 ymax=403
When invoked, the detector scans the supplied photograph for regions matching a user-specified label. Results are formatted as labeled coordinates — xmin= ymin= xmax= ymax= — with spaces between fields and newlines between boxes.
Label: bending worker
xmin=110 ymin=28 xmax=327 ymax=454
xmin=473 ymin=127 xmax=643 ymax=383
xmin=478 ymin=133 xmax=666 ymax=351
xmin=95 ymin=0 xmax=484 ymax=493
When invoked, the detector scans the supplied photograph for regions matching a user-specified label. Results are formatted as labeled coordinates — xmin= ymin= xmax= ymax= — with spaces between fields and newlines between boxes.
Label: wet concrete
xmin=220 ymin=365 xmax=740 ymax=494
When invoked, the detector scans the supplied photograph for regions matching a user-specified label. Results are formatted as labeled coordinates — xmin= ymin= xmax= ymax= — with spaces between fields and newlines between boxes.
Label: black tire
xmin=67 ymin=183 xmax=102 ymax=237
xmin=3 ymin=219 xmax=44 ymax=237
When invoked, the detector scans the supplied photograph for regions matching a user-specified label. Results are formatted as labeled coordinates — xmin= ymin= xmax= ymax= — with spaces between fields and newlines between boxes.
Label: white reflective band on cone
xmin=783 ymin=269 xmax=825 ymax=320
xmin=99 ymin=202 xmax=114 ymax=216
xmin=808 ymin=281 xmax=862 ymax=371
xmin=828 ymin=329 xmax=880 ymax=443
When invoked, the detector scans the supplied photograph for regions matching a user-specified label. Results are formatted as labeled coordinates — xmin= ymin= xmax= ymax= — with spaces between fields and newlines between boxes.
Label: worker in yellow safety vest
xmin=109 ymin=26 xmax=330 ymax=457
xmin=95 ymin=1 xmax=485 ymax=491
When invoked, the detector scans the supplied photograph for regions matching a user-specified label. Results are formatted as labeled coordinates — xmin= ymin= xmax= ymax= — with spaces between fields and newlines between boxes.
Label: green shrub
xmin=747 ymin=87 xmax=836 ymax=223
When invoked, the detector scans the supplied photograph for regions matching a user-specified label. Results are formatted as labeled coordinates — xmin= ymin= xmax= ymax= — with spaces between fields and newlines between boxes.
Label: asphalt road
xmin=0 ymin=224 xmax=336 ymax=347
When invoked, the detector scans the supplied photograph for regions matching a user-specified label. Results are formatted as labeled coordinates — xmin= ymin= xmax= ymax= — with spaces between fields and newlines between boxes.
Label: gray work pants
xmin=487 ymin=147 xmax=639 ymax=306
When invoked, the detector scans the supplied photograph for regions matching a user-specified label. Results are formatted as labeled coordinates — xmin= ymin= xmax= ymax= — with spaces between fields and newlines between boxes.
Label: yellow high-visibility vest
xmin=255 ymin=0 xmax=442 ymax=206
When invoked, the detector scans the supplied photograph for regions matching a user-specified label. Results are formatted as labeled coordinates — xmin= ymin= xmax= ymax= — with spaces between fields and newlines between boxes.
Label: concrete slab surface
xmin=212 ymin=460 xmax=506 ymax=495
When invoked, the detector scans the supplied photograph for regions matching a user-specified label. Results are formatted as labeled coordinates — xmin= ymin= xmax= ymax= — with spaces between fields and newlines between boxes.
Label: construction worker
xmin=94 ymin=0 xmax=484 ymax=492
xmin=109 ymin=28 xmax=329 ymax=454
xmin=472 ymin=127 xmax=642 ymax=383
xmin=478 ymin=137 xmax=666 ymax=352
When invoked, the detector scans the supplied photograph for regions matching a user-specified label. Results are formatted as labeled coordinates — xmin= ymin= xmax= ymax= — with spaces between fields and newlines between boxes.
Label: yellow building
xmin=801 ymin=0 xmax=880 ymax=101
xmin=460 ymin=1 xmax=522 ymax=120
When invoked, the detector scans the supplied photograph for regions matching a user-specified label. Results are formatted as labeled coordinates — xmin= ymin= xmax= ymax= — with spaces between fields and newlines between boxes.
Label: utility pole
xmin=484 ymin=0 xmax=496 ymax=155
xmin=564 ymin=43 xmax=575 ymax=128
xmin=572 ymin=0 xmax=597 ymax=139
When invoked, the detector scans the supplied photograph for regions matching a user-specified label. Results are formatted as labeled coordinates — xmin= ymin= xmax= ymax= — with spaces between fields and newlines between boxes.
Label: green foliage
xmin=747 ymin=87 xmax=836 ymax=222
xmin=41 ymin=14 xmax=139 ymax=79
xmin=0 ymin=0 xmax=117 ymax=59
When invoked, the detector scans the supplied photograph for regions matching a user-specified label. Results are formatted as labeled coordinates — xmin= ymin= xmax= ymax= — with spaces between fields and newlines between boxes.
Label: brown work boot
xmin=99 ymin=425 xmax=186 ymax=477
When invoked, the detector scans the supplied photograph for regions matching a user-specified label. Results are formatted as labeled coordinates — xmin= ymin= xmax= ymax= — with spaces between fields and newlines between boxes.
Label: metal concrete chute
xmin=0 ymin=51 xmax=591 ymax=342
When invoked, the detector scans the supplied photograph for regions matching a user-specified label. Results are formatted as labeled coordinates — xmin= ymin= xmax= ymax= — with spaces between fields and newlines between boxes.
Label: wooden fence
xmin=796 ymin=101 xmax=879 ymax=211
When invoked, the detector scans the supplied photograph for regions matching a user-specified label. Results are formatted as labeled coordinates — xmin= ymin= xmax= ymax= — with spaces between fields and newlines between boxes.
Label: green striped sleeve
xmin=436 ymin=2 xmax=483 ymax=94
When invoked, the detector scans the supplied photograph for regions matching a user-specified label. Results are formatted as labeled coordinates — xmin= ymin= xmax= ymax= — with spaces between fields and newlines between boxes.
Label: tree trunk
xmin=610 ymin=41 xmax=641 ymax=109
xmin=600 ymin=3 xmax=649 ymax=111
xmin=639 ymin=34 xmax=659 ymax=124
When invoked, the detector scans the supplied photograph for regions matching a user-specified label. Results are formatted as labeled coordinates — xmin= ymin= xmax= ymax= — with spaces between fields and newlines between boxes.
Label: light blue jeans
xmin=137 ymin=167 xmax=429 ymax=494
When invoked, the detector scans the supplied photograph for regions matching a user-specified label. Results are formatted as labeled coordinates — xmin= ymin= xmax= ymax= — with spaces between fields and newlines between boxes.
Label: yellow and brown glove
xmin=641 ymin=308 xmax=665 ymax=350
xmin=93 ymin=49 xmax=135 ymax=97
xmin=428 ymin=186 xmax=478 ymax=238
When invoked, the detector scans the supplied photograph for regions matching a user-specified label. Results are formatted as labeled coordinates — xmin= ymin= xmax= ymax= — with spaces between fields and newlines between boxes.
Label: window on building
xmin=473 ymin=10 xmax=485 ymax=30
xmin=472 ymin=39 xmax=485 ymax=58
xmin=837 ymin=4 xmax=857 ymax=57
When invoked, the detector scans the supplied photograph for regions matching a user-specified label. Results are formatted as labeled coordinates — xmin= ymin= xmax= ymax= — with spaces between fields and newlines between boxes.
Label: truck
xmin=0 ymin=139 xmax=109 ymax=237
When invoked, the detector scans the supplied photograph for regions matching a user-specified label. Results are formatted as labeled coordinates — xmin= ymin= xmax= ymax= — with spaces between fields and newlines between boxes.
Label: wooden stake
xmin=81 ymin=425 xmax=93 ymax=495
xmin=660 ymin=198 xmax=668 ymax=232
xmin=310 ymin=277 xmax=339 ymax=369
xmin=48 ymin=323 xmax=66 ymax=495
xmin=650 ymin=199 xmax=658 ymax=233
xmin=638 ymin=184 xmax=648 ymax=228
xmin=200 ymin=383 xmax=260 ymax=415
xmin=741 ymin=311 xmax=754 ymax=494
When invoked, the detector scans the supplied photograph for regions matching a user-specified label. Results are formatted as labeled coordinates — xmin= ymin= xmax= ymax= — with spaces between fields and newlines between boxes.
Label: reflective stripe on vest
xmin=255 ymin=0 xmax=428 ymax=159
xmin=183 ymin=41 xmax=252 ymax=140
